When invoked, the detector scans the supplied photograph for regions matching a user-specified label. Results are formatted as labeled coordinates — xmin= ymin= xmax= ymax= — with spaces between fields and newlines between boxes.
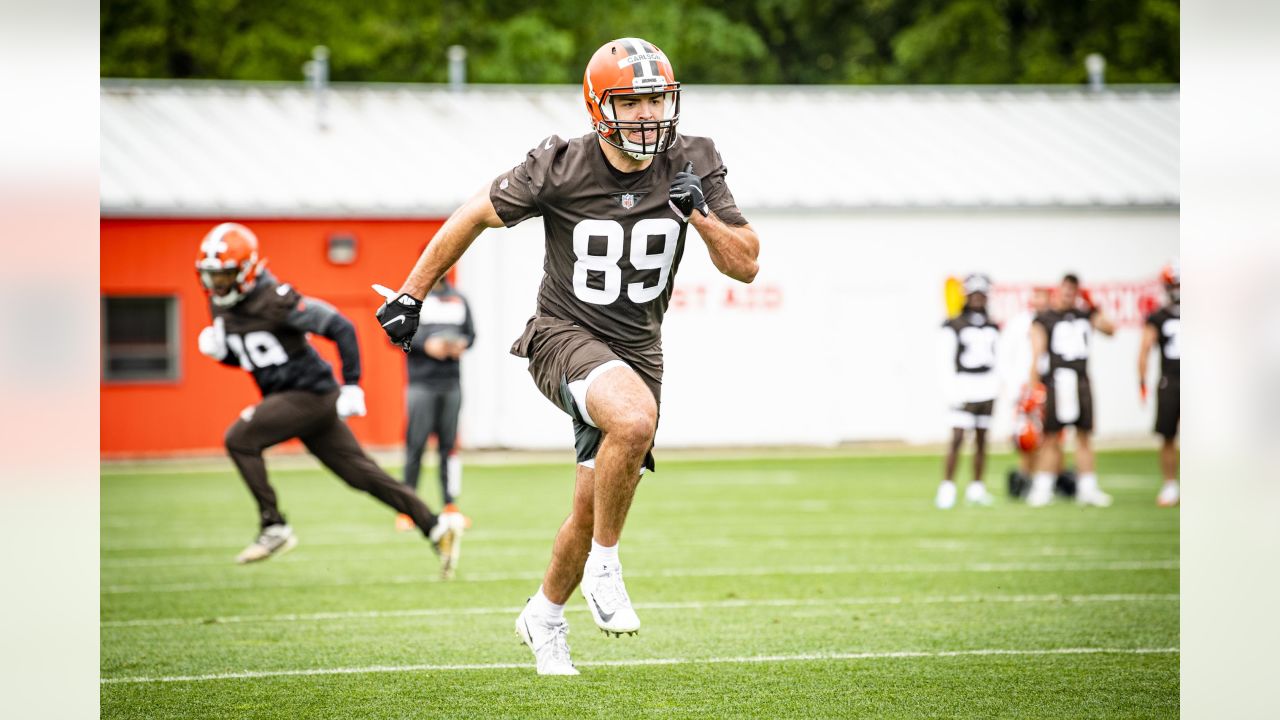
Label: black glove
xmin=372 ymin=284 xmax=421 ymax=353
xmin=668 ymin=161 xmax=709 ymax=220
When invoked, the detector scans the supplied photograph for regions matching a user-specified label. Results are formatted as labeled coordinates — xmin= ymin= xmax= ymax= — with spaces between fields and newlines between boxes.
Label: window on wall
xmin=102 ymin=296 xmax=179 ymax=382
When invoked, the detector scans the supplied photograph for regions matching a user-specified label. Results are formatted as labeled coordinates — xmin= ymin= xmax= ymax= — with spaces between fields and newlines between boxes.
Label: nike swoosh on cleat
xmin=588 ymin=593 xmax=615 ymax=623
xmin=381 ymin=316 xmax=406 ymax=328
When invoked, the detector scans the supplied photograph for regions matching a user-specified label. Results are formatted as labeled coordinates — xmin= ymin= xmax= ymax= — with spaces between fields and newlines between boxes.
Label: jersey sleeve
xmin=489 ymin=135 xmax=564 ymax=227
xmin=696 ymin=139 xmax=748 ymax=227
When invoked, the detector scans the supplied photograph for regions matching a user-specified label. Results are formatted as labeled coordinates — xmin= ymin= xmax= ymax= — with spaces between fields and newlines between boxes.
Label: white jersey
xmin=937 ymin=310 xmax=1000 ymax=404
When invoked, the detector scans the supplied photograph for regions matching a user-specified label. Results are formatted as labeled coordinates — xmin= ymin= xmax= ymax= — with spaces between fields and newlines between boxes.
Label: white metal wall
xmin=457 ymin=209 xmax=1178 ymax=452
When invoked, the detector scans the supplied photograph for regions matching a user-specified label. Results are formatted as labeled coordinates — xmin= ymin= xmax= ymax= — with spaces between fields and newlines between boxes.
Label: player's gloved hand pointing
xmin=198 ymin=317 xmax=228 ymax=361
xmin=668 ymin=162 xmax=709 ymax=221
xmin=336 ymin=384 xmax=367 ymax=418
xmin=372 ymin=284 xmax=421 ymax=353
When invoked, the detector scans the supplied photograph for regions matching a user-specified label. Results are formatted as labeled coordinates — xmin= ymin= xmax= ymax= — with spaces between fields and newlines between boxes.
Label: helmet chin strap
xmin=211 ymin=289 xmax=241 ymax=307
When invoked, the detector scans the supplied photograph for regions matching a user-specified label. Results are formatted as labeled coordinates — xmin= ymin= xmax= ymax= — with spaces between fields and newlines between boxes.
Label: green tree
xmin=100 ymin=0 xmax=1177 ymax=85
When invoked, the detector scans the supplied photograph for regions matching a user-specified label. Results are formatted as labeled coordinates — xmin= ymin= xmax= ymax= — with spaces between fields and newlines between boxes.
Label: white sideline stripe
xmin=101 ymin=559 xmax=1179 ymax=595
xmin=103 ymin=593 xmax=1178 ymax=628
xmin=100 ymin=647 xmax=1179 ymax=685
xmin=101 ymin=525 xmax=1177 ymax=551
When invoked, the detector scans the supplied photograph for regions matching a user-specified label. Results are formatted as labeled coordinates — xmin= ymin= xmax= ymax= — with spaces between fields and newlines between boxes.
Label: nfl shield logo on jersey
xmin=611 ymin=191 xmax=647 ymax=210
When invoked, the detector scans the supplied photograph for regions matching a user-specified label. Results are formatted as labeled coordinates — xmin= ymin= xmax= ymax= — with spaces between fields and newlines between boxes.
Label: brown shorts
xmin=510 ymin=316 xmax=662 ymax=470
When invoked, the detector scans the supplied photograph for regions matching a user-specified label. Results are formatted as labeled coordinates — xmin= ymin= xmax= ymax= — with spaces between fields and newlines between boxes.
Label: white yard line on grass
xmin=101 ymin=558 xmax=1180 ymax=595
xmin=99 ymin=646 xmax=1179 ymax=684
xmin=103 ymin=592 xmax=1178 ymax=628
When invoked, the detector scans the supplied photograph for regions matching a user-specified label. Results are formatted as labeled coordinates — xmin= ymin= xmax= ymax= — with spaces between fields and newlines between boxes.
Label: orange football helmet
xmin=1014 ymin=383 xmax=1046 ymax=452
xmin=1160 ymin=259 xmax=1180 ymax=304
xmin=195 ymin=222 xmax=264 ymax=307
xmin=583 ymin=37 xmax=680 ymax=159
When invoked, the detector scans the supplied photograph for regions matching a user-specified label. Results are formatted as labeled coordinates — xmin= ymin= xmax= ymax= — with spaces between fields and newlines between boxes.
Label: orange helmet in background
xmin=1160 ymin=259 xmax=1180 ymax=304
xmin=195 ymin=222 xmax=264 ymax=307
xmin=583 ymin=37 xmax=681 ymax=159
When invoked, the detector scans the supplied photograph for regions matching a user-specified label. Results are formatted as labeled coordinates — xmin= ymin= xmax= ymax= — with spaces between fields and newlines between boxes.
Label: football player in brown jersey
xmin=1027 ymin=274 xmax=1116 ymax=507
xmin=1139 ymin=262 xmax=1180 ymax=506
xmin=195 ymin=223 xmax=464 ymax=576
xmin=374 ymin=38 xmax=760 ymax=675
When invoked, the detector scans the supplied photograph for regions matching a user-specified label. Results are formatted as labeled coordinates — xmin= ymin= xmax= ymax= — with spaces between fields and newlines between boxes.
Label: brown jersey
xmin=211 ymin=271 xmax=343 ymax=396
xmin=1145 ymin=303 xmax=1180 ymax=378
xmin=490 ymin=132 xmax=746 ymax=350
xmin=1033 ymin=306 xmax=1098 ymax=378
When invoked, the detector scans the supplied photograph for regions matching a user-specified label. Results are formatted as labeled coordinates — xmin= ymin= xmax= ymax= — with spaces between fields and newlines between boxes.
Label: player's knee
xmin=224 ymin=422 xmax=253 ymax=453
xmin=610 ymin=408 xmax=656 ymax=449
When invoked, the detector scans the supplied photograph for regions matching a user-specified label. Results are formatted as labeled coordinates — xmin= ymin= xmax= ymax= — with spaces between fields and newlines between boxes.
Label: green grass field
xmin=101 ymin=450 xmax=1178 ymax=718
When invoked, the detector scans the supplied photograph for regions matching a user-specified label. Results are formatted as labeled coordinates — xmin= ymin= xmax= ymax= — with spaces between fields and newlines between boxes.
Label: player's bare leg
xmin=1028 ymin=434 xmax=1060 ymax=507
xmin=1073 ymin=430 xmax=1111 ymax=506
xmin=937 ymin=428 xmax=963 ymax=509
xmin=965 ymin=428 xmax=994 ymax=505
xmin=577 ymin=366 xmax=654 ymax=636
xmin=542 ymin=467 xmax=596 ymax=604
xmin=1157 ymin=438 xmax=1179 ymax=506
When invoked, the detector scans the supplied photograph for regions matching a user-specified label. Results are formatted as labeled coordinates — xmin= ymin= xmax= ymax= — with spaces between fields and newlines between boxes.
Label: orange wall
xmin=101 ymin=218 xmax=444 ymax=457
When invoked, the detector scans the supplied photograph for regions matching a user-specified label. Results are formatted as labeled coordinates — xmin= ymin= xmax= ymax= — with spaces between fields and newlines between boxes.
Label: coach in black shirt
xmin=398 ymin=278 xmax=475 ymax=529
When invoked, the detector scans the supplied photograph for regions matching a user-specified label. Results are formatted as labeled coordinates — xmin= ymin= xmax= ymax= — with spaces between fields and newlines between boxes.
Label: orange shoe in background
xmin=395 ymin=513 xmax=416 ymax=532
xmin=443 ymin=503 xmax=473 ymax=530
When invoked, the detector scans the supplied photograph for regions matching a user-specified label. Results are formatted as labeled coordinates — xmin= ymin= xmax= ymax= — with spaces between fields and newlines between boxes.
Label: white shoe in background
xmin=935 ymin=481 xmax=957 ymax=509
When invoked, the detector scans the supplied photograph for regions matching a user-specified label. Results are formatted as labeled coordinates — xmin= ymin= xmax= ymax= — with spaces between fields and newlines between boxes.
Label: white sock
xmin=529 ymin=586 xmax=565 ymax=622
xmin=1033 ymin=471 xmax=1055 ymax=488
xmin=589 ymin=538 xmax=619 ymax=567
xmin=1078 ymin=472 xmax=1099 ymax=494
xmin=1163 ymin=478 xmax=1179 ymax=487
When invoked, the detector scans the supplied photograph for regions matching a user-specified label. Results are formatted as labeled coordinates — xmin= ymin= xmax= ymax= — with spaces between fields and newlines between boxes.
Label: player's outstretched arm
xmin=374 ymin=187 xmax=503 ymax=351
xmin=400 ymin=188 xmax=504 ymax=299
xmin=691 ymin=213 xmax=759 ymax=284
xmin=1029 ymin=322 xmax=1048 ymax=388
xmin=1092 ymin=311 xmax=1117 ymax=336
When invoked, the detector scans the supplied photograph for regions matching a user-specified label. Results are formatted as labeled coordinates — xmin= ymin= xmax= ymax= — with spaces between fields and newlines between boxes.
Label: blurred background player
xmin=1002 ymin=287 xmax=1051 ymax=496
xmin=1027 ymin=273 xmax=1115 ymax=507
xmin=396 ymin=276 xmax=476 ymax=532
xmin=1140 ymin=261 xmax=1180 ymax=506
xmin=194 ymin=223 xmax=464 ymax=575
xmin=936 ymin=273 xmax=999 ymax=508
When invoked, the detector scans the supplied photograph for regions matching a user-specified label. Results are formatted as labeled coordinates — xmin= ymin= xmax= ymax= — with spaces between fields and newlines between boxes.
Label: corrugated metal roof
xmin=100 ymin=80 xmax=1178 ymax=216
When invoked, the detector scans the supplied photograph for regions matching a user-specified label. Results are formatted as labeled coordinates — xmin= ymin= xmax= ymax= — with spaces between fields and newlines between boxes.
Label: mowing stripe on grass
xmin=101 ymin=559 xmax=1179 ymax=595
xmin=99 ymin=646 xmax=1179 ymax=684
xmin=103 ymin=593 xmax=1178 ymax=628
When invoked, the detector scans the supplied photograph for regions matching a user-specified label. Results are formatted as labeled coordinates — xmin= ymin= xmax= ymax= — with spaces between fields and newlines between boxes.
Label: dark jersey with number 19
xmin=489 ymin=132 xmax=747 ymax=350
xmin=211 ymin=270 xmax=356 ymax=397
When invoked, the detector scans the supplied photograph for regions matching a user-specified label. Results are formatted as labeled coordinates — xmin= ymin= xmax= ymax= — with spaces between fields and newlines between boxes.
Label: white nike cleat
xmin=235 ymin=524 xmax=297 ymax=564
xmin=1156 ymin=482 xmax=1179 ymax=507
xmin=515 ymin=602 xmax=579 ymax=676
xmin=429 ymin=511 xmax=465 ymax=580
xmin=965 ymin=482 xmax=995 ymax=506
xmin=935 ymin=481 xmax=957 ymax=509
xmin=1076 ymin=486 xmax=1114 ymax=507
xmin=1026 ymin=476 xmax=1055 ymax=508
xmin=580 ymin=560 xmax=641 ymax=636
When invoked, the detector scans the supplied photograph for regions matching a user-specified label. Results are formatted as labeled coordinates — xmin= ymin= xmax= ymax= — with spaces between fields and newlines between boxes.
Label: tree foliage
xmin=101 ymin=0 xmax=1178 ymax=84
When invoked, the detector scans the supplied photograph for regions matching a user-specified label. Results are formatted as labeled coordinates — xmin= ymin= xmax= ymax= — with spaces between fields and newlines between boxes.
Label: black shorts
xmin=1042 ymin=368 xmax=1093 ymax=433
xmin=1155 ymin=375 xmax=1179 ymax=439
xmin=511 ymin=316 xmax=661 ymax=471
xmin=948 ymin=400 xmax=994 ymax=430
